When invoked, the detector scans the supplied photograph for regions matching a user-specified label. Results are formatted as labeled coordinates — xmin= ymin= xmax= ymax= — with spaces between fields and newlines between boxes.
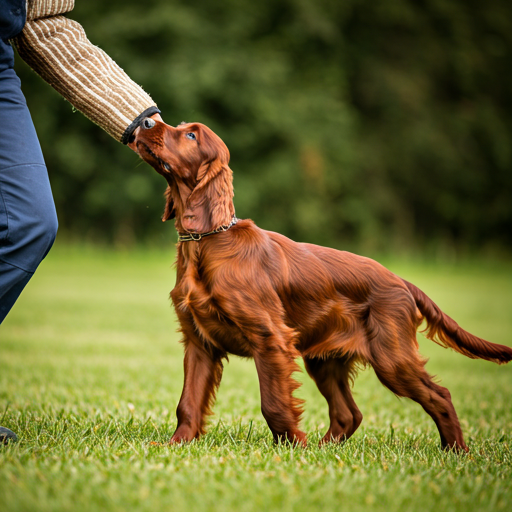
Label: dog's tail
xmin=403 ymin=279 xmax=512 ymax=364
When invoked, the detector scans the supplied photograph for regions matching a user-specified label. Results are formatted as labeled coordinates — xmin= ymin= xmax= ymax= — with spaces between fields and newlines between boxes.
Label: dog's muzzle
xmin=141 ymin=117 xmax=156 ymax=130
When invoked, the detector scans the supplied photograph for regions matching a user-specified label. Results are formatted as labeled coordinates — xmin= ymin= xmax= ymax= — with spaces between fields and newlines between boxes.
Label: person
xmin=0 ymin=0 xmax=162 ymax=442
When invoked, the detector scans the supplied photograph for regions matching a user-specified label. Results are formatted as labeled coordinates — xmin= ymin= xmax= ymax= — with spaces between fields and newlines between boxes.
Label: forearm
xmin=13 ymin=1 xmax=159 ymax=143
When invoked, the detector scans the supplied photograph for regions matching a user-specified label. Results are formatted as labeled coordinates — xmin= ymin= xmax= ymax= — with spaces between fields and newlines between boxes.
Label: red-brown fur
xmin=133 ymin=119 xmax=512 ymax=451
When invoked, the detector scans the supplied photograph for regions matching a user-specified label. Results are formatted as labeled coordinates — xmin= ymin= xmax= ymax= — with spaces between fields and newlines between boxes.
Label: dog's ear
xmin=193 ymin=124 xmax=230 ymax=186
xmin=179 ymin=125 xmax=234 ymax=232
xmin=162 ymin=185 xmax=175 ymax=222
xmin=188 ymin=158 xmax=224 ymax=201
xmin=195 ymin=159 xmax=212 ymax=183
xmin=183 ymin=158 xmax=234 ymax=232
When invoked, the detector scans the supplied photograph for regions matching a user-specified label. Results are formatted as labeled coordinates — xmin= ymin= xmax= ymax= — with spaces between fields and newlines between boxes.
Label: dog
xmin=132 ymin=117 xmax=512 ymax=451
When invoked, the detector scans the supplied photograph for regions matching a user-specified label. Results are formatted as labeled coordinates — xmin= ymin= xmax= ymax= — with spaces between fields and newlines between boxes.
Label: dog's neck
xmin=167 ymin=166 xmax=235 ymax=235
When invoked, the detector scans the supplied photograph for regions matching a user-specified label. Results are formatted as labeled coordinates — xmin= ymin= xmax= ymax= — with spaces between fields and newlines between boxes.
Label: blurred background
xmin=14 ymin=0 xmax=512 ymax=257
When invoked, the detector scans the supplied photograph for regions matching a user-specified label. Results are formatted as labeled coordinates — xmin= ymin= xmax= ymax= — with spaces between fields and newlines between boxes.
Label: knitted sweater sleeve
xmin=12 ymin=0 xmax=159 ymax=143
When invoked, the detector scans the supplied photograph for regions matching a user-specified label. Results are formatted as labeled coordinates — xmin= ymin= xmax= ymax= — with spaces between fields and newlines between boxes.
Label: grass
xmin=1 ymin=243 xmax=511 ymax=512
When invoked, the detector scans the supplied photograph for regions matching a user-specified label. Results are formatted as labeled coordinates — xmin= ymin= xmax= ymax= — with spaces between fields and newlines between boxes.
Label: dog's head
xmin=133 ymin=119 xmax=234 ymax=232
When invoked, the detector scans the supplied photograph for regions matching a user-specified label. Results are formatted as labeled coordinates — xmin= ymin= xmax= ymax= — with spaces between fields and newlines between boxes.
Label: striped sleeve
xmin=13 ymin=2 xmax=159 ymax=143
xmin=26 ymin=0 xmax=75 ymax=20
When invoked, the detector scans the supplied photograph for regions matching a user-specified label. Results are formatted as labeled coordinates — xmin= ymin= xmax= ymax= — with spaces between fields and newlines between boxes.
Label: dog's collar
xmin=178 ymin=216 xmax=239 ymax=242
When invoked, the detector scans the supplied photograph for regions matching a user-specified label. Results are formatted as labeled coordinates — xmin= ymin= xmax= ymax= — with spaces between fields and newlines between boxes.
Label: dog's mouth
xmin=137 ymin=141 xmax=172 ymax=172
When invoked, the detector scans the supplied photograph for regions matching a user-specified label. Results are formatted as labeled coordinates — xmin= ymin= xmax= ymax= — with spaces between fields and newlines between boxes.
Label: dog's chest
xmin=172 ymin=270 xmax=252 ymax=357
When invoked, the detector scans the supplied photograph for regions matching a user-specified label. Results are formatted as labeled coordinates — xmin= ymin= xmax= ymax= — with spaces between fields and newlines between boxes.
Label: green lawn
xmin=1 ymin=244 xmax=511 ymax=512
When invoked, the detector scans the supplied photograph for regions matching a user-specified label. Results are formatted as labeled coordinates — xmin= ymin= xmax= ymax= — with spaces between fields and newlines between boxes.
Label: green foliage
xmin=1 ymin=245 xmax=512 ymax=511
xmin=14 ymin=0 xmax=512 ymax=252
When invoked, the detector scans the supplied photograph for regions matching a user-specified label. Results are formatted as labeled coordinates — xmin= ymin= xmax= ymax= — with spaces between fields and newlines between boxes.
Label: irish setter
xmin=132 ymin=118 xmax=512 ymax=451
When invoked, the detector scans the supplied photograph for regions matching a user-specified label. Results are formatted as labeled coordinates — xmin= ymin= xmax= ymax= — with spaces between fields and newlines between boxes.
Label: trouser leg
xmin=0 ymin=261 xmax=32 ymax=323
xmin=0 ymin=49 xmax=58 ymax=324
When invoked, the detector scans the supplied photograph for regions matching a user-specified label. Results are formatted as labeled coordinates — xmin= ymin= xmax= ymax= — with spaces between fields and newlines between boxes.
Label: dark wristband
xmin=121 ymin=106 xmax=161 ymax=144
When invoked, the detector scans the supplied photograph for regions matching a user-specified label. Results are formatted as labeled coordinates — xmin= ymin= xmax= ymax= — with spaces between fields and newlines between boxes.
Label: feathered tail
xmin=403 ymin=280 xmax=512 ymax=365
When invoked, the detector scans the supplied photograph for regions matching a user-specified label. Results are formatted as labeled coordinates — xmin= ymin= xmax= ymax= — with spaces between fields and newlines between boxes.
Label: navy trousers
xmin=0 ymin=38 xmax=58 ymax=324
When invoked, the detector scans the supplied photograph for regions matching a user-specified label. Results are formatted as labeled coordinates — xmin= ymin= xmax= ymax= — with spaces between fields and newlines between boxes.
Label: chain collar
xmin=177 ymin=216 xmax=239 ymax=242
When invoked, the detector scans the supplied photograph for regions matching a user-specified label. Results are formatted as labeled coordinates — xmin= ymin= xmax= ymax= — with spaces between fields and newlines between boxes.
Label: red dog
xmin=132 ymin=118 xmax=512 ymax=451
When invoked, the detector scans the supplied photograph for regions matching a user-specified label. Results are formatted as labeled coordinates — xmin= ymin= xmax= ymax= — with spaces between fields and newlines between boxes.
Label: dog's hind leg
xmin=369 ymin=344 xmax=468 ymax=452
xmin=304 ymin=356 xmax=363 ymax=445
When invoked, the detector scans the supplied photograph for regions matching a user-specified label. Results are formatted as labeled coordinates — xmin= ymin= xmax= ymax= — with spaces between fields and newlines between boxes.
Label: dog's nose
xmin=141 ymin=117 xmax=156 ymax=130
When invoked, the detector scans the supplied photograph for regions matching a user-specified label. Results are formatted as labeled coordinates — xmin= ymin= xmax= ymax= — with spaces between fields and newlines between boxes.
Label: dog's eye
xmin=186 ymin=132 xmax=196 ymax=140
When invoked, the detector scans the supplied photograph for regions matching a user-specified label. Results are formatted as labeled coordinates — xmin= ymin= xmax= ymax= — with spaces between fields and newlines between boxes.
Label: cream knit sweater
xmin=13 ymin=0 xmax=159 ymax=143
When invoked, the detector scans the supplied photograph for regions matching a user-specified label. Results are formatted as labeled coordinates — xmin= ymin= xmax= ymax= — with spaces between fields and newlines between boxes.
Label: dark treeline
xmin=14 ymin=0 xmax=512 ymax=254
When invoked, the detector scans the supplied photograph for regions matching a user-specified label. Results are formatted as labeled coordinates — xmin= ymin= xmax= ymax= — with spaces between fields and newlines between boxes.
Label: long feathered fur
xmin=134 ymin=119 xmax=511 ymax=452
xmin=403 ymin=280 xmax=512 ymax=364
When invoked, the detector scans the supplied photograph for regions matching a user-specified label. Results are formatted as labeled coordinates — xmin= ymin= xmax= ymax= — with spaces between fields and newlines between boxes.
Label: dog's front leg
xmin=253 ymin=346 xmax=307 ymax=447
xmin=170 ymin=341 xmax=224 ymax=444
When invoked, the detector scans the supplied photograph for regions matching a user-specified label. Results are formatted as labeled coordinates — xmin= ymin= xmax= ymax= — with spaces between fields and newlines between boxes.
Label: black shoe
xmin=0 ymin=426 xmax=18 ymax=444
